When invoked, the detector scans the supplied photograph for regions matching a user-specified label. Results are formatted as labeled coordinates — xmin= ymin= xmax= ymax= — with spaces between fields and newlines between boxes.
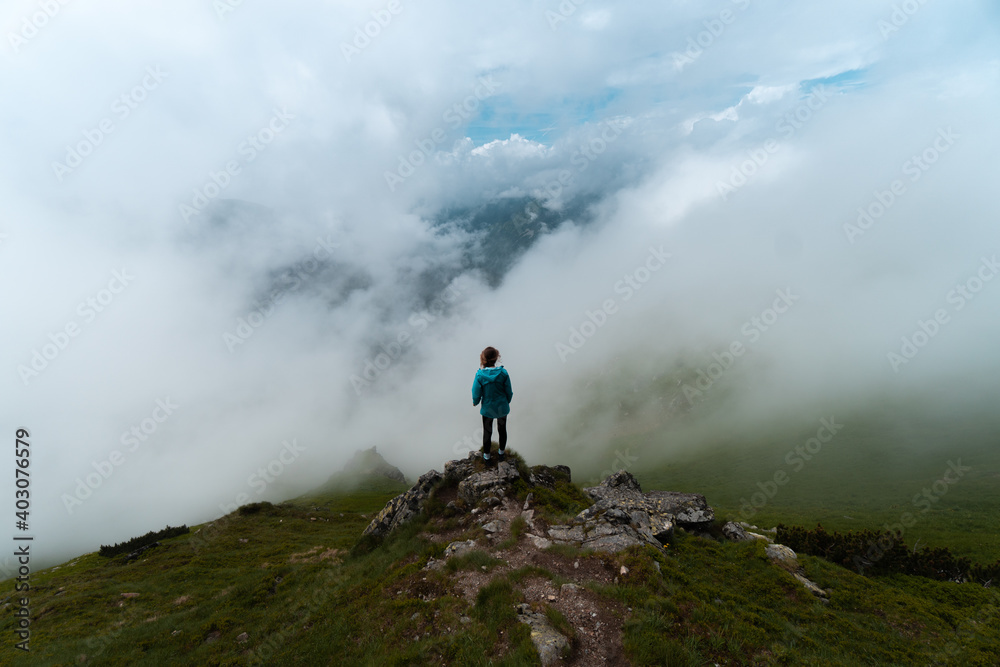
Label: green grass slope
xmin=2 ymin=462 xmax=999 ymax=665
xmin=607 ymin=409 xmax=1000 ymax=564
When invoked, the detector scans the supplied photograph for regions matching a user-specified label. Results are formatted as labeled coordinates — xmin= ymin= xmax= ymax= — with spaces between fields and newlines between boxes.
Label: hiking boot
xmin=498 ymin=449 xmax=506 ymax=462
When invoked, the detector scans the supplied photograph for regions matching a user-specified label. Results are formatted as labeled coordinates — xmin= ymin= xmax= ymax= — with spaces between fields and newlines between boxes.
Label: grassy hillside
xmin=2 ymin=463 xmax=999 ymax=665
xmin=607 ymin=409 xmax=1000 ymax=564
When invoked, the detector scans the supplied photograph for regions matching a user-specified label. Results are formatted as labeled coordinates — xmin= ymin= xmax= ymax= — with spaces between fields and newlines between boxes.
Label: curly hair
xmin=480 ymin=346 xmax=500 ymax=367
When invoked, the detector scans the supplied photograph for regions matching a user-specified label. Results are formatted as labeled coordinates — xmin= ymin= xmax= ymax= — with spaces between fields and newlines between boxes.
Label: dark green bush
xmin=99 ymin=524 xmax=189 ymax=558
xmin=777 ymin=524 xmax=1000 ymax=584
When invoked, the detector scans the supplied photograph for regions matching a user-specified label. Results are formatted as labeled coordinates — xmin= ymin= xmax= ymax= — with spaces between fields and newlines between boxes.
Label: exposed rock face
xmin=722 ymin=521 xmax=752 ymax=542
xmin=364 ymin=452 xmax=528 ymax=538
xmin=528 ymin=465 xmax=571 ymax=489
xmin=516 ymin=604 xmax=570 ymax=665
xmin=547 ymin=505 xmax=663 ymax=553
xmin=584 ymin=470 xmax=714 ymax=533
xmin=458 ymin=461 xmax=521 ymax=506
xmin=363 ymin=456 xmax=717 ymax=555
xmin=362 ymin=470 xmax=443 ymax=538
xmin=443 ymin=454 xmax=479 ymax=483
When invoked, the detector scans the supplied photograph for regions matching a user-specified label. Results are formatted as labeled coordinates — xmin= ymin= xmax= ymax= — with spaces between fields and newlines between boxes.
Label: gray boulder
xmin=721 ymin=521 xmax=753 ymax=542
xmin=547 ymin=502 xmax=663 ymax=554
xmin=528 ymin=464 xmax=572 ymax=488
xmin=443 ymin=452 xmax=479 ymax=482
xmin=584 ymin=470 xmax=714 ymax=536
xmin=457 ymin=461 xmax=521 ymax=506
xmin=362 ymin=470 xmax=443 ymax=538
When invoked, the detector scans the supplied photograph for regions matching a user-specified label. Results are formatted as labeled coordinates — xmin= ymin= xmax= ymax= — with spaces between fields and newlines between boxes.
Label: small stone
xmin=523 ymin=493 xmax=534 ymax=511
xmin=574 ymin=561 xmax=579 ymax=569
xmin=547 ymin=595 xmax=556 ymax=601
xmin=444 ymin=539 xmax=478 ymax=559
xmin=620 ymin=565 xmax=629 ymax=575
xmin=236 ymin=632 xmax=249 ymax=643
xmin=560 ymin=583 xmax=578 ymax=594
xmin=460 ymin=616 xmax=472 ymax=624
xmin=482 ymin=520 xmax=502 ymax=533
xmin=121 ymin=593 xmax=140 ymax=598
xmin=765 ymin=543 xmax=799 ymax=571
xmin=171 ymin=630 xmax=182 ymax=636
xmin=528 ymin=534 xmax=552 ymax=549
xmin=411 ymin=613 xmax=420 ymax=621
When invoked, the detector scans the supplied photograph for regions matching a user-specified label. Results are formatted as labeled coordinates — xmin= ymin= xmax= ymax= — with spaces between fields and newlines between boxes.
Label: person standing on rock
xmin=472 ymin=346 xmax=512 ymax=465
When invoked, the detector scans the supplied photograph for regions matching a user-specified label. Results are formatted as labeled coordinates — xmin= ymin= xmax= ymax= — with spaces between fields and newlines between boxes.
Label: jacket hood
xmin=477 ymin=366 xmax=507 ymax=380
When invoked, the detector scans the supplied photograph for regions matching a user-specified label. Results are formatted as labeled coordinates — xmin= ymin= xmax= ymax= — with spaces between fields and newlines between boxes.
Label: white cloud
xmin=0 ymin=0 xmax=998 ymax=570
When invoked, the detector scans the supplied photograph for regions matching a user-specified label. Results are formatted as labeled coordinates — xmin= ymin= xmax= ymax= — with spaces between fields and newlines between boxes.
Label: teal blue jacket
xmin=472 ymin=366 xmax=513 ymax=418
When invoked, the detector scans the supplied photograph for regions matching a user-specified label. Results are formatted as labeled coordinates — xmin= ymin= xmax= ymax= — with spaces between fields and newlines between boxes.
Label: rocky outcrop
xmin=362 ymin=470 xmax=442 ymax=538
xmin=546 ymin=506 xmax=664 ymax=553
xmin=364 ymin=452 xmax=530 ymax=538
xmin=458 ymin=461 xmax=521 ymax=506
xmin=584 ymin=470 xmax=714 ymax=533
xmin=529 ymin=471 xmax=719 ymax=554
xmin=528 ymin=465 xmax=571 ymax=489
xmin=364 ymin=457 xmax=717 ymax=554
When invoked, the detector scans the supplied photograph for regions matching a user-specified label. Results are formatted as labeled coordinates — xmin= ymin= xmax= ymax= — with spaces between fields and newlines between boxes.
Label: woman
xmin=472 ymin=346 xmax=513 ymax=463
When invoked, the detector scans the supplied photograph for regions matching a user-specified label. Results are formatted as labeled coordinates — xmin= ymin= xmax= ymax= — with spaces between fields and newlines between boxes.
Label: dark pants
xmin=482 ymin=416 xmax=507 ymax=453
